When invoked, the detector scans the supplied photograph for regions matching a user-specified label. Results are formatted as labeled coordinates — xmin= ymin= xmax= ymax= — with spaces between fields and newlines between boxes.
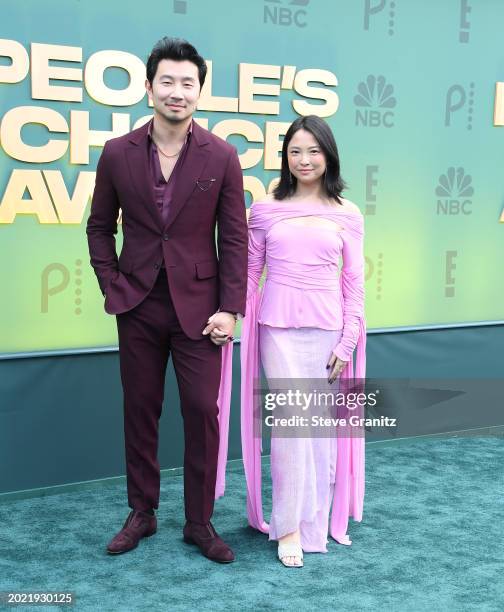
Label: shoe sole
xmin=279 ymin=559 xmax=304 ymax=568
xmin=106 ymin=528 xmax=157 ymax=555
xmin=183 ymin=536 xmax=235 ymax=563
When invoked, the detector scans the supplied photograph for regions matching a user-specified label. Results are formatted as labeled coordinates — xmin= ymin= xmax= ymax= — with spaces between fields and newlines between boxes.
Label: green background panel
xmin=1 ymin=0 xmax=503 ymax=355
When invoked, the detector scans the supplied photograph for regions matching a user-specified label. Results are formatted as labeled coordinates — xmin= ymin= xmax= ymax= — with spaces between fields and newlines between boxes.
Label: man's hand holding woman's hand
xmin=202 ymin=312 xmax=236 ymax=346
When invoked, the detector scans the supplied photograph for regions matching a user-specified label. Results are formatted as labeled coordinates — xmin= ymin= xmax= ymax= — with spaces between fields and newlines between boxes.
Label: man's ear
xmin=145 ymin=78 xmax=152 ymax=99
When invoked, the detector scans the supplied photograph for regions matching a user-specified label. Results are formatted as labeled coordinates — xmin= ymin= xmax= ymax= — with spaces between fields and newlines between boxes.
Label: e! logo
xmin=459 ymin=0 xmax=471 ymax=43
xmin=365 ymin=165 xmax=379 ymax=215
xmin=445 ymin=251 xmax=457 ymax=297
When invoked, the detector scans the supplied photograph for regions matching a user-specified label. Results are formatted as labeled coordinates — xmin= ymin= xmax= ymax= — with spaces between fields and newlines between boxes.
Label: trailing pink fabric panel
xmin=215 ymin=341 xmax=233 ymax=499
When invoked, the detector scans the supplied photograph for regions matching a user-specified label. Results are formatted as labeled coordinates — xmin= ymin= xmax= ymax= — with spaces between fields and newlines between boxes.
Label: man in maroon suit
xmin=86 ymin=37 xmax=247 ymax=562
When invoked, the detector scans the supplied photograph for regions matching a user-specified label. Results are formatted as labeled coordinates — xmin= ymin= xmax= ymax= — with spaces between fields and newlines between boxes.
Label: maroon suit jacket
xmin=86 ymin=120 xmax=248 ymax=340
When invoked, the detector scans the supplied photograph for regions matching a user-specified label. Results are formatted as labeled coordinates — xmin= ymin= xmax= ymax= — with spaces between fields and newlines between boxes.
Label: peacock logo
xmin=354 ymin=75 xmax=397 ymax=109
xmin=436 ymin=167 xmax=473 ymax=198
xmin=354 ymin=75 xmax=396 ymax=127
xmin=436 ymin=167 xmax=473 ymax=215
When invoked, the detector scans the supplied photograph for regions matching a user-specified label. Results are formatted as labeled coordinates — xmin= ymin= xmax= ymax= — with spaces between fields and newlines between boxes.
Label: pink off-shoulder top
xmin=246 ymin=199 xmax=365 ymax=361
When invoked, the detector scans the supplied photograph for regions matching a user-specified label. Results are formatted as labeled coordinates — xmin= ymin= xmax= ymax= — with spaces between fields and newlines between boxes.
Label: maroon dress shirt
xmin=147 ymin=119 xmax=192 ymax=269
xmin=147 ymin=118 xmax=193 ymax=225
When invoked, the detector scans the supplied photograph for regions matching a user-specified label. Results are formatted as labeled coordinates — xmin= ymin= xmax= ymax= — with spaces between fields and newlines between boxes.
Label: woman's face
xmin=287 ymin=129 xmax=327 ymax=186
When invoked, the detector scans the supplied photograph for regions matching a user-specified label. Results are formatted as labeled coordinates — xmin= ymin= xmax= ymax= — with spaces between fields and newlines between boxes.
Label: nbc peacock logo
xmin=263 ymin=0 xmax=310 ymax=27
xmin=435 ymin=167 xmax=474 ymax=215
xmin=354 ymin=75 xmax=397 ymax=127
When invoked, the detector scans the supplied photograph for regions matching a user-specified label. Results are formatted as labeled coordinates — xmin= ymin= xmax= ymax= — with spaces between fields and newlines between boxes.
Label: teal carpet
xmin=1 ymin=437 xmax=503 ymax=611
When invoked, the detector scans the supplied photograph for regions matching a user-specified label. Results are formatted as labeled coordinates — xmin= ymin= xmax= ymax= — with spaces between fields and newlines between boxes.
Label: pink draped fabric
xmin=215 ymin=341 xmax=233 ymax=499
xmin=240 ymin=201 xmax=367 ymax=541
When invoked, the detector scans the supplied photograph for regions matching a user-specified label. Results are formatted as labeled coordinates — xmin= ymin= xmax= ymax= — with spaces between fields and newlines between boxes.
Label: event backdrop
xmin=0 ymin=0 xmax=503 ymax=356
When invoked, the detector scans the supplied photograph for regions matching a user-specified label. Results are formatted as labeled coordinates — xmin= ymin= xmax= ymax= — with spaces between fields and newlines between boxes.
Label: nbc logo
xmin=264 ymin=0 xmax=310 ymax=27
xmin=435 ymin=167 xmax=474 ymax=215
xmin=354 ymin=75 xmax=396 ymax=127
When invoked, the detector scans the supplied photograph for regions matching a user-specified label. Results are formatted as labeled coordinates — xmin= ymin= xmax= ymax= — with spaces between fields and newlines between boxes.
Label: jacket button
xmin=163 ymin=234 xmax=169 ymax=241
xmin=154 ymin=263 xmax=160 ymax=270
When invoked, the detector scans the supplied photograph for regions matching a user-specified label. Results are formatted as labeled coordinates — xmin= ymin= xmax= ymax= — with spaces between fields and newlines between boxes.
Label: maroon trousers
xmin=116 ymin=270 xmax=222 ymax=524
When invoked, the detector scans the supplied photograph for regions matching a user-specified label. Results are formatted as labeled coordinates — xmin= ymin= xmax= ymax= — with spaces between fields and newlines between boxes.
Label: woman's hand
xmin=202 ymin=312 xmax=236 ymax=346
xmin=326 ymin=352 xmax=347 ymax=384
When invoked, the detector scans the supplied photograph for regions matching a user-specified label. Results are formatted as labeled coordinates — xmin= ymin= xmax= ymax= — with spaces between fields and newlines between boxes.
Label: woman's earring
xmin=289 ymin=171 xmax=293 ymax=186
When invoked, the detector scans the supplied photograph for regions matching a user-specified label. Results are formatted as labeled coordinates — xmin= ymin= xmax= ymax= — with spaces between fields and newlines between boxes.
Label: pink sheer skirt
xmin=259 ymin=324 xmax=343 ymax=553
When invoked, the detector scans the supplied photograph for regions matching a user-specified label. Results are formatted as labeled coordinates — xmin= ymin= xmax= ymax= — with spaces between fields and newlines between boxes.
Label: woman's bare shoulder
xmin=253 ymin=192 xmax=279 ymax=205
xmin=338 ymin=198 xmax=362 ymax=215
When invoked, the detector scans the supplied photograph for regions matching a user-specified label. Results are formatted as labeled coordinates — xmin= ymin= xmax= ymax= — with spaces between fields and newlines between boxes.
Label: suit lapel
xmin=124 ymin=120 xmax=211 ymax=232
xmin=125 ymin=122 xmax=163 ymax=230
xmin=163 ymin=123 xmax=211 ymax=230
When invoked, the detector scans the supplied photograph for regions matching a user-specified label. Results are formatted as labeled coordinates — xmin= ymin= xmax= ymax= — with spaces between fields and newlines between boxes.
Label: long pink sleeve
xmin=246 ymin=210 xmax=266 ymax=300
xmin=332 ymin=217 xmax=365 ymax=362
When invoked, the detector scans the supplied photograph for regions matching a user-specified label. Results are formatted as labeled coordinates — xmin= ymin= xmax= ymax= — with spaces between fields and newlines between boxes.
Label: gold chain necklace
xmin=153 ymin=139 xmax=183 ymax=159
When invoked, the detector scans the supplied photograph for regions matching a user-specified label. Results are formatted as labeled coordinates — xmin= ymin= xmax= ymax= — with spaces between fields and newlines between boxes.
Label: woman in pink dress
xmin=240 ymin=115 xmax=366 ymax=567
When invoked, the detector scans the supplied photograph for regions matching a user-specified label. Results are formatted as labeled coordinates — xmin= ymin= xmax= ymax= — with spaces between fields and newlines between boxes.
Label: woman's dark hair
xmin=273 ymin=115 xmax=346 ymax=204
xmin=146 ymin=37 xmax=207 ymax=88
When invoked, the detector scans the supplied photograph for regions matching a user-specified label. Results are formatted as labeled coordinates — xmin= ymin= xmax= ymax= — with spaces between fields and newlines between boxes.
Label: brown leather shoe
xmin=183 ymin=521 xmax=235 ymax=563
xmin=106 ymin=510 xmax=157 ymax=555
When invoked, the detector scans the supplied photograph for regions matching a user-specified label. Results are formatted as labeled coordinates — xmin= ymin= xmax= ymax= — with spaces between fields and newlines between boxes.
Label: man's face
xmin=146 ymin=59 xmax=201 ymax=123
